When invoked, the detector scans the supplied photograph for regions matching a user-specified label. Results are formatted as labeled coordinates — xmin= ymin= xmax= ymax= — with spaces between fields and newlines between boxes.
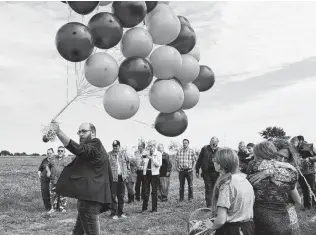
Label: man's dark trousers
xmin=202 ymin=172 xmax=219 ymax=207
xmin=111 ymin=175 xmax=126 ymax=216
xmin=142 ymin=171 xmax=159 ymax=211
xmin=40 ymin=177 xmax=51 ymax=211
xmin=135 ymin=170 xmax=144 ymax=201
xmin=179 ymin=170 xmax=193 ymax=200
xmin=73 ymin=200 xmax=103 ymax=235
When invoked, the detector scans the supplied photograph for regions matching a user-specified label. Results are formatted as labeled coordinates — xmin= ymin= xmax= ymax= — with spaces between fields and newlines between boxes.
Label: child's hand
xmin=47 ymin=172 xmax=51 ymax=178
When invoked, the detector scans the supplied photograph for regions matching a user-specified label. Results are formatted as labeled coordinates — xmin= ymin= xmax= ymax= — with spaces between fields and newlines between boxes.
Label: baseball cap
xmin=112 ymin=140 xmax=120 ymax=147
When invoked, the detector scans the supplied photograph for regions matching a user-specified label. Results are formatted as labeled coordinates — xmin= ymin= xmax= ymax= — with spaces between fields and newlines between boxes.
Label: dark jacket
xmin=159 ymin=152 xmax=172 ymax=177
xmin=196 ymin=145 xmax=219 ymax=174
xmin=38 ymin=157 xmax=50 ymax=182
xmin=238 ymin=150 xmax=253 ymax=174
xmin=56 ymin=138 xmax=113 ymax=209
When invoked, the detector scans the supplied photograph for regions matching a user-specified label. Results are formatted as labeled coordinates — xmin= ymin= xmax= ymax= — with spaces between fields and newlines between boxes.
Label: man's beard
xmin=80 ymin=135 xmax=92 ymax=144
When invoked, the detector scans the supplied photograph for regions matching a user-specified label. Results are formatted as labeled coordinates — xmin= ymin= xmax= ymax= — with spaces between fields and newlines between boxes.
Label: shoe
xmin=61 ymin=209 xmax=66 ymax=213
xmin=112 ymin=215 xmax=119 ymax=220
xmin=151 ymin=209 xmax=157 ymax=213
xmin=48 ymin=209 xmax=55 ymax=214
xmin=120 ymin=214 xmax=127 ymax=218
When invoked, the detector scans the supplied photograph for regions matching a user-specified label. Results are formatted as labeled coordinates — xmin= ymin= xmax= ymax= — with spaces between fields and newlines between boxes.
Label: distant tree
xmin=168 ymin=140 xmax=181 ymax=155
xmin=259 ymin=126 xmax=290 ymax=141
xmin=0 ymin=150 xmax=12 ymax=156
xmin=21 ymin=152 xmax=28 ymax=156
xmin=30 ymin=153 xmax=40 ymax=156
xmin=14 ymin=152 xmax=21 ymax=156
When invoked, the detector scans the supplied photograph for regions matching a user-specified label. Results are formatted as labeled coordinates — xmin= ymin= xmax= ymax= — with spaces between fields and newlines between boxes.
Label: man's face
xmin=183 ymin=140 xmax=189 ymax=148
xmin=57 ymin=148 xmax=65 ymax=157
xmin=247 ymin=146 xmax=254 ymax=154
xmin=210 ymin=139 xmax=219 ymax=150
xmin=157 ymin=144 xmax=163 ymax=152
xmin=78 ymin=123 xmax=92 ymax=144
xmin=113 ymin=145 xmax=120 ymax=153
xmin=47 ymin=150 xmax=54 ymax=160
xmin=292 ymin=140 xmax=299 ymax=148
xmin=138 ymin=145 xmax=144 ymax=152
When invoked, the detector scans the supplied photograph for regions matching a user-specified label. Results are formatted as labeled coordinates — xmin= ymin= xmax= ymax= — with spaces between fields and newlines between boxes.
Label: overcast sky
xmin=0 ymin=1 xmax=316 ymax=155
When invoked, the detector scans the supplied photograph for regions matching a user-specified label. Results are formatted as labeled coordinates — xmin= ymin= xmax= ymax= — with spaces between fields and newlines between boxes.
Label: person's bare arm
xmin=207 ymin=207 xmax=227 ymax=232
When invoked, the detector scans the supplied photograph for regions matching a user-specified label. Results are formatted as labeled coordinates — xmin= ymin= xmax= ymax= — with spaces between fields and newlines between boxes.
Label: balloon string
xmin=66 ymin=61 xmax=69 ymax=103
xmin=51 ymin=94 xmax=79 ymax=122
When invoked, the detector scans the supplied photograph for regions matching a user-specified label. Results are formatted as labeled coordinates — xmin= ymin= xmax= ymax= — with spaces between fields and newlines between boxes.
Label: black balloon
xmin=56 ymin=22 xmax=94 ymax=62
xmin=42 ymin=135 xmax=49 ymax=143
xmin=68 ymin=1 xmax=99 ymax=15
xmin=178 ymin=16 xmax=191 ymax=26
xmin=145 ymin=1 xmax=158 ymax=13
xmin=88 ymin=12 xmax=123 ymax=49
xmin=155 ymin=109 xmax=188 ymax=137
xmin=112 ymin=1 xmax=147 ymax=28
xmin=192 ymin=65 xmax=215 ymax=92
xmin=118 ymin=57 xmax=153 ymax=91
xmin=168 ymin=23 xmax=196 ymax=54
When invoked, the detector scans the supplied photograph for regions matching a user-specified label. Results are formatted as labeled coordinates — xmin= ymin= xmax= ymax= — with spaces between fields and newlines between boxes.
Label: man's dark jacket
xmin=196 ymin=145 xmax=219 ymax=174
xmin=56 ymin=138 xmax=113 ymax=212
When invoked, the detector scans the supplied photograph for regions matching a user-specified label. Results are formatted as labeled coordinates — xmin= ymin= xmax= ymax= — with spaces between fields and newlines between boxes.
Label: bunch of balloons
xmin=55 ymin=1 xmax=215 ymax=137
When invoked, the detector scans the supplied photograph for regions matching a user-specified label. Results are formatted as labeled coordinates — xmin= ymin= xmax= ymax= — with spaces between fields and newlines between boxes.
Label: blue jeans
xmin=73 ymin=200 xmax=103 ymax=235
xmin=179 ymin=171 xmax=193 ymax=200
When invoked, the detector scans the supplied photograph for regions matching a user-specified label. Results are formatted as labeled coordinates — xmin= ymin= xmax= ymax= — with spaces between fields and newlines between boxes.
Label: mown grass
xmin=0 ymin=156 xmax=315 ymax=235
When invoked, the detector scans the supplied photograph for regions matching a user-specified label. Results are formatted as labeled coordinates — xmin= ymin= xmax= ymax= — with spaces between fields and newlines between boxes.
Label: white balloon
xmin=175 ymin=54 xmax=200 ymax=84
xmin=103 ymin=84 xmax=140 ymax=120
xmin=181 ymin=83 xmax=200 ymax=110
xmin=147 ymin=9 xmax=181 ymax=45
xmin=84 ymin=52 xmax=118 ymax=88
xmin=150 ymin=46 xmax=182 ymax=80
xmin=149 ymin=79 xmax=184 ymax=113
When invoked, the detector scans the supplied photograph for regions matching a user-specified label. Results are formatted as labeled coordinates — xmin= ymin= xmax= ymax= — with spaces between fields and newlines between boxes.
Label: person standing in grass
xmin=201 ymin=148 xmax=255 ymax=235
xmin=46 ymin=146 xmax=72 ymax=213
xmin=141 ymin=142 xmax=162 ymax=212
xmin=108 ymin=140 xmax=129 ymax=220
xmin=38 ymin=148 xmax=54 ymax=211
xmin=54 ymin=122 xmax=113 ymax=235
xmin=176 ymin=139 xmax=196 ymax=202
xmin=196 ymin=137 xmax=220 ymax=208
xmin=157 ymin=143 xmax=172 ymax=202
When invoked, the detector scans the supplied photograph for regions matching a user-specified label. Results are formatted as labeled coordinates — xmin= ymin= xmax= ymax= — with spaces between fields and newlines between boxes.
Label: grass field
xmin=0 ymin=156 xmax=315 ymax=235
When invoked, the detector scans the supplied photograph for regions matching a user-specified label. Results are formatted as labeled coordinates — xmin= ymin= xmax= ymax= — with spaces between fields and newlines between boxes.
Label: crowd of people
xmin=37 ymin=122 xmax=316 ymax=235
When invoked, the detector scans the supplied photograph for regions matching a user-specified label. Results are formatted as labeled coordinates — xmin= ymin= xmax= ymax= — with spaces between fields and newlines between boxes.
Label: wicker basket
xmin=188 ymin=208 xmax=215 ymax=235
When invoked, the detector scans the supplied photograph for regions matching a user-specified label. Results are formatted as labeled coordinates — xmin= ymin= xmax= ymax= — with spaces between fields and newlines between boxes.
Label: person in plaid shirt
xmin=175 ymin=139 xmax=197 ymax=201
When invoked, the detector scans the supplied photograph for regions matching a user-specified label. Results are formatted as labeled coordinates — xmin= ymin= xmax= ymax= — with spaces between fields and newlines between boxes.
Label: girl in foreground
xmin=202 ymin=148 xmax=255 ymax=235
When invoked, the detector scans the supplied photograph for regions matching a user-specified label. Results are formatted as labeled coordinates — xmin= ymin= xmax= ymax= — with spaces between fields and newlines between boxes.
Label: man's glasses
xmin=58 ymin=150 xmax=64 ymax=153
xmin=77 ymin=129 xmax=91 ymax=135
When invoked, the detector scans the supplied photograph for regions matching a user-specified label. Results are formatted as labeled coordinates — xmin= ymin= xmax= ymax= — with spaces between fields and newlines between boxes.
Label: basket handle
xmin=187 ymin=207 xmax=213 ymax=234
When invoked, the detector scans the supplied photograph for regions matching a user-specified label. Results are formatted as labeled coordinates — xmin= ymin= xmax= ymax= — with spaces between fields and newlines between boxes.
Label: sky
xmin=0 ymin=1 xmax=316 ymax=155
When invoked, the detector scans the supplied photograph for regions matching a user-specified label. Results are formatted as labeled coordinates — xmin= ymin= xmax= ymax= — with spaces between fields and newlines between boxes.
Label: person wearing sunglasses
xmin=53 ymin=122 xmax=113 ymax=235
xmin=46 ymin=146 xmax=72 ymax=213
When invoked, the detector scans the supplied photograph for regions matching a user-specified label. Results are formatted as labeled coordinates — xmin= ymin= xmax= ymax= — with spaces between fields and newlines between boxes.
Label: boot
xmin=127 ymin=194 xmax=133 ymax=204
xmin=130 ymin=194 xmax=134 ymax=203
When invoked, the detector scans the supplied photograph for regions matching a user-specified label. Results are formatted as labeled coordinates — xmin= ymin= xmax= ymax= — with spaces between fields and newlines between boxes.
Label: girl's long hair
xmin=211 ymin=148 xmax=239 ymax=214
